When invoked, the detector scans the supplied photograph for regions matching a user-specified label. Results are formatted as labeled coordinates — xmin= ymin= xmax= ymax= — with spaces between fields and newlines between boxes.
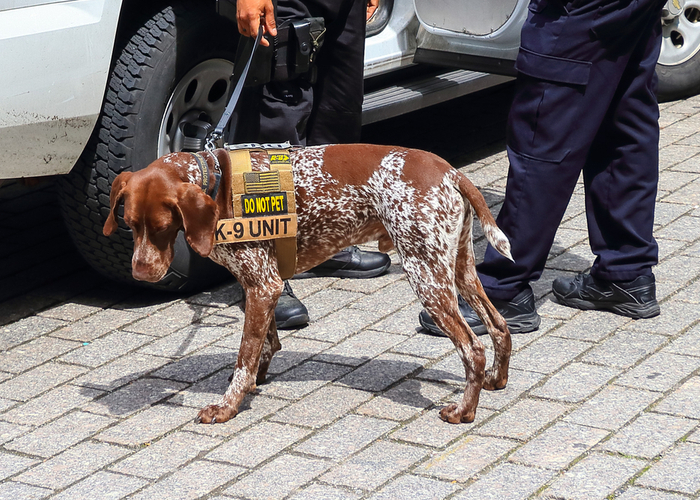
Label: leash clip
xmin=205 ymin=133 xmax=221 ymax=154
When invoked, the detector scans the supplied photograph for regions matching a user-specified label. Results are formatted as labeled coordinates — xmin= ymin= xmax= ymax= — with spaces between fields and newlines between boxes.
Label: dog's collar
xmin=190 ymin=151 xmax=221 ymax=200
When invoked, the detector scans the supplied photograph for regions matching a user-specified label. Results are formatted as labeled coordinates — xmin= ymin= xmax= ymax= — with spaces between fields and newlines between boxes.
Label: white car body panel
xmin=0 ymin=0 xmax=122 ymax=178
xmin=413 ymin=0 xmax=525 ymax=61
xmin=363 ymin=0 xmax=418 ymax=77
xmin=415 ymin=0 xmax=519 ymax=36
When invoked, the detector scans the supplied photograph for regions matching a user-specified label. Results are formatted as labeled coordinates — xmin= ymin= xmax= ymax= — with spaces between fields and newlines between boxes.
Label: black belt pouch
xmin=216 ymin=0 xmax=325 ymax=86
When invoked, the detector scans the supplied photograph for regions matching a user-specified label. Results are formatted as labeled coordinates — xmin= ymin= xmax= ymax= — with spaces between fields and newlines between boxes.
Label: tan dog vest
xmin=214 ymin=148 xmax=298 ymax=279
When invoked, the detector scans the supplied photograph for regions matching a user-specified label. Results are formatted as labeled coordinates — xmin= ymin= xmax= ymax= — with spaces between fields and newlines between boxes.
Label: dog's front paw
xmin=439 ymin=403 xmax=475 ymax=424
xmin=197 ymin=404 xmax=238 ymax=424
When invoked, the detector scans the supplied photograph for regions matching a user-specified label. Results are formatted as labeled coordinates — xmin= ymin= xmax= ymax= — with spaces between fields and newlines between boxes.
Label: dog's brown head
xmin=103 ymin=156 xmax=219 ymax=282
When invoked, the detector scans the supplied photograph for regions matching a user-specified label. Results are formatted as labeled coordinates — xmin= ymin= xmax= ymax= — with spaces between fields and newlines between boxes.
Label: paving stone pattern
xmin=0 ymin=90 xmax=699 ymax=499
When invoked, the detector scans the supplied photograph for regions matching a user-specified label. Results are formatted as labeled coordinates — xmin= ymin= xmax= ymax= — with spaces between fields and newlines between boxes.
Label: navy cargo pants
xmin=477 ymin=0 xmax=665 ymax=301
xmin=235 ymin=0 xmax=365 ymax=146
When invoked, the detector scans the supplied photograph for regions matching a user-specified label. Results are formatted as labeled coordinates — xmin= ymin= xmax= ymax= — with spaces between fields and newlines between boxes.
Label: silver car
xmin=0 ymin=0 xmax=695 ymax=290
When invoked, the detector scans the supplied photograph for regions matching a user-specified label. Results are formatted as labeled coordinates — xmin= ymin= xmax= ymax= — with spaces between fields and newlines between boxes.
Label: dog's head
xmin=103 ymin=157 xmax=219 ymax=282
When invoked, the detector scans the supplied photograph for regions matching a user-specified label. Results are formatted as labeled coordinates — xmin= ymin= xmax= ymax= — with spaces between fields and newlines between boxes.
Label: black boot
xmin=552 ymin=273 xmax=659 ymax=319
xmin=275 ymin=281 xmax=309 ymax=329
xmin=418 ymin=286 xmax=541 ymax=336
xmin=295 ymin=245 xmax=391 ymax=279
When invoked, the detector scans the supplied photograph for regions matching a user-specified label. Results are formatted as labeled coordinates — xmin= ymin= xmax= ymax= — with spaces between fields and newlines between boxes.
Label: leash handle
xmin=207 ymin=24 xmax=264 ymax=151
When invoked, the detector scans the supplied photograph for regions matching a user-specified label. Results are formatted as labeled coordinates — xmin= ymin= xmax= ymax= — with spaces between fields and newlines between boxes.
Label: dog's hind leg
xmin=417 ymin=283 xmax=486 ymax=423
xmin=456 ymin=266 xmax=511 ymax=391
xmin=198 ymin=244 xmax=284 ymax=424
xmin=455 ymin=208 xmax=511 ymax=391
xmin=382 ymin=181 xmax=487 ymax=422
xmin=399 ymin=242 xmax=486 ymax=423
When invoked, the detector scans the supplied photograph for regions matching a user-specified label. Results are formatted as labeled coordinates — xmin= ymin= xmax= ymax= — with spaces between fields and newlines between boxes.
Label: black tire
xmin=656 ymin=5 xmax=700 ymax=102
xmin=58 ymin=4 xmax=238 ymax=291
xmin=657 ymin=53 xmax=700 ymax=102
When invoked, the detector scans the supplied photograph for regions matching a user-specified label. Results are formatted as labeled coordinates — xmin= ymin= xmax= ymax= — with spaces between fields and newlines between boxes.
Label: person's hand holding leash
xmin=237 ymin=0 xmax=378 ymax=43
xmin=237 ymin=0 xmax=277 ymax=46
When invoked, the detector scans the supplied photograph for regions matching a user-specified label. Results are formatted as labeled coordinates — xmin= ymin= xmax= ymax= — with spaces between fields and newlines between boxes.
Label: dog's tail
xmin=455 ymin=171 xmax=514 ymax=262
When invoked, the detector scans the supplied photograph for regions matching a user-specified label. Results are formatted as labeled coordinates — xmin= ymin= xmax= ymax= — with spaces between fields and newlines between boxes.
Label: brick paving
xmin=0 ymin=88 xmax=699 ymax=499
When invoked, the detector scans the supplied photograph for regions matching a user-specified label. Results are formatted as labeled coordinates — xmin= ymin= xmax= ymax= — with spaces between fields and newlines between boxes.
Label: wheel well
xmin=114 ymin=0 xmax=220 ymax=61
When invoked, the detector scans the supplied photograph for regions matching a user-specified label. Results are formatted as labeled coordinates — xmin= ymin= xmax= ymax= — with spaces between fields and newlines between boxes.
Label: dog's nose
xmin=131 ymin=257 xmax=165 ymax=283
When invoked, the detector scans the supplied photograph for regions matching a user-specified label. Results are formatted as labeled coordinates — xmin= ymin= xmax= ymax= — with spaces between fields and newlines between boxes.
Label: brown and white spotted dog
xmin=104 ymin=144 xmax=513 ymax=424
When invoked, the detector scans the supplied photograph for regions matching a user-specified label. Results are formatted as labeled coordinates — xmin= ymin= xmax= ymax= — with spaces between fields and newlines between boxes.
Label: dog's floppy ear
xmin=104 ymin=171 xmax=133 ymax=236
xmin=176 ymin=184 xmax=219 ymax=258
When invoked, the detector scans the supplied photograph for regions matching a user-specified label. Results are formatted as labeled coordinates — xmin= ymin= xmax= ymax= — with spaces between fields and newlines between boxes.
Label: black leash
xmin=206 ymin=24 xmax=264 ymax=151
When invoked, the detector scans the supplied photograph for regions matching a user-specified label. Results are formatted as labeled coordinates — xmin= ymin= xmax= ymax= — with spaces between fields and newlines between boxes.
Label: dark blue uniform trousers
xmin=477 ymin=0 xmax=665 ymax=301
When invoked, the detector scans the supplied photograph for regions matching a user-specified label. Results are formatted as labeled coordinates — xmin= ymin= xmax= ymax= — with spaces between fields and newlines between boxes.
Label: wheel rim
xmin=158 ymin=59 xmax=234 ymax=156
xmin=660 ymin=0 xmax=700 ymax=66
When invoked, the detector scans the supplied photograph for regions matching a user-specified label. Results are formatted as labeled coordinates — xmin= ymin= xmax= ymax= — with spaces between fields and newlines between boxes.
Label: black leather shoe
xmin=418 ymin=286 xmax=541 ymax=336
xmin=275 ymin=281 xmax=309 ymax=329
xmin=552 ymin=273 xmax=660 ymax=319
xmin=295 ymin=246 xmax=391 ymax=279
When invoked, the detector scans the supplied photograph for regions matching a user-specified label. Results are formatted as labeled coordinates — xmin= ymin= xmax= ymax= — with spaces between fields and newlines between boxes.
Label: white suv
xmin=0 ymin=0 xmax=696 ymax=290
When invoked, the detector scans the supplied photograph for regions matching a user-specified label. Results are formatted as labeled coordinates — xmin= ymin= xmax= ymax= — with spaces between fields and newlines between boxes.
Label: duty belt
xmin=214 ymin=147 xmax=298 ymax=280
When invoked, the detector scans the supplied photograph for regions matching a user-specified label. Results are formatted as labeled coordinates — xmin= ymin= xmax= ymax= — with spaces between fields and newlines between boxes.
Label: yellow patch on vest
xmin=215 ymin=214 xmax=298 ymax=243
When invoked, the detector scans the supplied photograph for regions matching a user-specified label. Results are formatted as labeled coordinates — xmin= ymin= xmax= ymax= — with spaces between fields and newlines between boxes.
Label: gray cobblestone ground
xmin=0 ymin=88 xmax=699 ymax=499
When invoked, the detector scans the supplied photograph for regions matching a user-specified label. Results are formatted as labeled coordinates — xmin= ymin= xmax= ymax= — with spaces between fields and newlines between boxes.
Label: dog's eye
xmin=147 ymin=212 xmax=174 ymax=234
xmin=151 ymin=219 xmax=174 ymax=234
